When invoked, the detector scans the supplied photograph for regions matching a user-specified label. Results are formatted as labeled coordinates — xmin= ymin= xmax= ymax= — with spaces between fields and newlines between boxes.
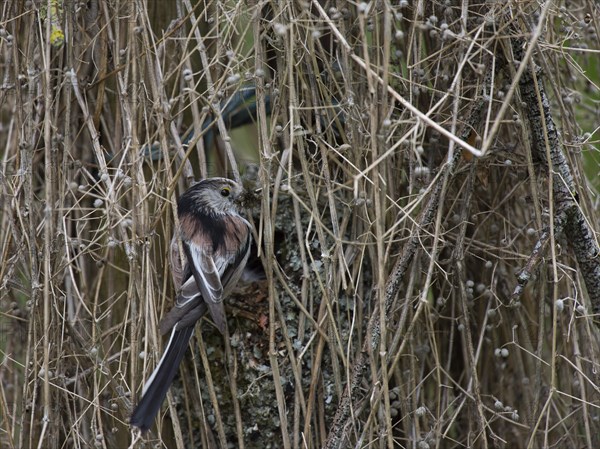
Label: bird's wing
xmin=163 ymin=215 xmax=251 ymax=334
xmin=160 ymin=233 xmax=222 ymax=334
xmin=182 ymin=238 xmax=226 ymax=332
xmin=183 ymin=239 xmax=224 ymax=303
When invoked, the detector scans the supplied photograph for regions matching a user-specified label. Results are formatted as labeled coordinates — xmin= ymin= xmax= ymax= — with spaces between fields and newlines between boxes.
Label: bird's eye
xmin=220 ymin=187 xmax=231 ymax=197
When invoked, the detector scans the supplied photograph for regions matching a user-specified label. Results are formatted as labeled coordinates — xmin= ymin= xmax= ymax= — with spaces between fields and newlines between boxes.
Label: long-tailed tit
xmin=130 ymin=177 xmax=252 ymax=431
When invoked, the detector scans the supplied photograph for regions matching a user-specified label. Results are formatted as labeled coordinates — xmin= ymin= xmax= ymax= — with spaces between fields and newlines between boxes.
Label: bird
xmin=130 ymin=177 xmax=252 ymax=432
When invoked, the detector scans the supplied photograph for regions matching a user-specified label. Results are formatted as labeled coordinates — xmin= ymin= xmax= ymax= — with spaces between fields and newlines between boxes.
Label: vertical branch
xmin=40 ymin=0 xmax=55 ymax=445
xmin=512 ymin=40 xmax=600 ymax=319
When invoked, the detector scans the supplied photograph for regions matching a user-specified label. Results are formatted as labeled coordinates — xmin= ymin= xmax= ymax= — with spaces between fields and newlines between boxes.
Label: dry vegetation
xmin=1 ymin=1 xmax=600 ymax=448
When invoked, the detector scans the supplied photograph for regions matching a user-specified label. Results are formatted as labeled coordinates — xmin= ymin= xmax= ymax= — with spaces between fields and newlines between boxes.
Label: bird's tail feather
xmin=130 ymin=326 xmax=194 ymax=431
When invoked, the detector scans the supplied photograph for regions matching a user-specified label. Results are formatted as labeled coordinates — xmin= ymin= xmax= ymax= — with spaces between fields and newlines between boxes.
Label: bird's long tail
xmin=130 ymin=326 xmax=194 ymax=431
